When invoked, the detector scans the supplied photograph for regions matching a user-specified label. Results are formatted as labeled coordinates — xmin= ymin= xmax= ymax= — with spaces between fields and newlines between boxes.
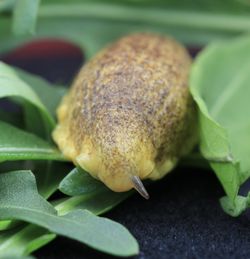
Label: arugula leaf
xmin=0 ymin=183 xmax=131 ymax=257
xmin=0 ymin=170 xmax=56 ymax=213
xmin=0 ymin=162 xmax=68 ymax=231
xmin=14 ymin=68 xmax=66 ymax=118
xmin=0 ymin=62 xmax=55 ymax=129
xmin=0 ymin=225 xmax=55 ymax=257
xmin=0 ymin=171 xmax=139 ymax=257
xmin=220 ymin=193 xmax=250 ymax=217
xmin=0 ymin=219 xmax=17 ymax=231
xmin=0 ymin=121 xmax=64 ymax=162
xmin=190 ymin=35 xmax=250 ymax=215
xmin=12 ymin=0 xmax=40 ymax=35
xmin=0 ymin=161 xmax=68 ymax=249
xmin=0 ymin=63 xmax=65 ymax=138
xmin=14 ymin=68 xmax=66 ymax=138
xmin=0 ymin=67 xmax=67 ymax=232
xmin=32 ymin=162 xmax=69 ymax=199
xmin=59 ymin=167 xmax=105 ymax=196
xmin=58 ymin=167 xmax=133 ymax=214
xmin=56 ymin=188 xmax=131 ymax=216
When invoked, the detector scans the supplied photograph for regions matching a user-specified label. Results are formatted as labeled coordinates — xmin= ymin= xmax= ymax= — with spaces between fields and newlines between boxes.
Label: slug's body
xmin=53 ymin=33 xmax=197 ymax=198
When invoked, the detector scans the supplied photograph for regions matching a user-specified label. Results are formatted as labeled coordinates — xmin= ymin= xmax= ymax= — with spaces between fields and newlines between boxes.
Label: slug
xmin=53 ymin=33 xmax=197 ymax=199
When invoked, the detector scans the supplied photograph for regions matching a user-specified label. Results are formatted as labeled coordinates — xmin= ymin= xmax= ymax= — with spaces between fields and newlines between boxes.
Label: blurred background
xmin=1 ymin=0 xmax=250 ymax=84
xmin=1 ymin=0 xmax=250 ymax=59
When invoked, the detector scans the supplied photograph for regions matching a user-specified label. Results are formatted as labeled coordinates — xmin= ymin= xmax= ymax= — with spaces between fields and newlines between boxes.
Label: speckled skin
xmin=53 ymin=33 xmax=197 ymax=192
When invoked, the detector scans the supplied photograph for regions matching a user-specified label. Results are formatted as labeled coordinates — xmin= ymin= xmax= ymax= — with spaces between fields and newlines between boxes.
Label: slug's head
xmin=75 ymin=110 xmax=156 ymax=198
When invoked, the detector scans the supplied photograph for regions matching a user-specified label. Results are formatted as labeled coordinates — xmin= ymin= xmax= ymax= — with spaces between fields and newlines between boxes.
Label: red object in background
xmin=2 ymin=39 xmax=83 ymax=61
xmin=1 ymin=39 xmax=84 ymax=85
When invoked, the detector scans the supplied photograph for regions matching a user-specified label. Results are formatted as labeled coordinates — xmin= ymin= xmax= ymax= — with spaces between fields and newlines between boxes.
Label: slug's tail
xmin=131 ymin=175 xmax=149 ymax=199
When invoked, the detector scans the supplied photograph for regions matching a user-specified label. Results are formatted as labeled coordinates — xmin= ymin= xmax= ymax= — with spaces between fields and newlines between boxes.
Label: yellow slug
xmin=53 ymin=33 xmax=197 ymax=199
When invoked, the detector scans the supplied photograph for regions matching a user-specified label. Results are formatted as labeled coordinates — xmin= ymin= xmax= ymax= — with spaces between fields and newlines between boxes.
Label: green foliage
xmin=0 ymin=121 xmax=64 ymax=162
xmin=0 ymin=62 xmax=66 ymax=138
xmin=0 ymin=0 xmax=16 ymax=11
xmin=12 ymin=0 xmax=40 ymax=35
xmin=59 ymin=167 xmax=105 ymax=196
xmin=220 ymin=193 xmax=250 ymax=217
xmin=0 ymin=62 xmax=55 ymax=130
xmin=0 ymin=171 xmax=139 ymax=257
xmin=15 ymin=68 xmax=66 ymax=118
xmin=15 ymin=68 xmax=66 ymax=138
xmin=0 ymin=182 xmax=131 ymax=257
xmin=0 ymin=225 xmax=56 ymax=257
xmin=190 ymin=35 xmax=250 ymax=215
xmin=56 ymin=185 xmax=131 ymax=216
xmin=1 ymin=0 xmax=250 ymax=58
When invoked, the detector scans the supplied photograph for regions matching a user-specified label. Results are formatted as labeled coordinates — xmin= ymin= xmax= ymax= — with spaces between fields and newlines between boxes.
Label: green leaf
xmin=220 ymin=193 xmax=250 ymax=217
xmin=51 ymin=210 xmax=138 ymax=256
xmin=15 ymin=68 xmax=66 ymax=138
xmin=0 ymin=225 xmax=55 ymax=257
xmin=190 ymin=35 xmax=250 ymax=214
xmin=0 ymin=61 xmax=55 ymax=129
xmin=0 ymin=170 xmax=57 ymax=214
xmin=22 ymin=103 xmax=51 ymax=139
xmin=0 ymin=109 xmax=23 ymax=128
xmin=14 ymin=68 xmax=66 ymax=138
xmin=56 ymin=188 xmax=131 ymax=216
xmin=12 ymin=0 xmax=40 ymax=35
xmin=0 ymin=163 xmax=67 ymax=232
xmin=2 ymin=1 xmax=250 ymax=58
xmin=0 ymin=0 xmax=16 ymax=12
xmin=0 ymin=181 xmax=130 ymax=257
xmin=59 ymin=167 xmax=105 ymax=196
xmin=14 ymin=67 xmax=66 ymax=118
xmin=0 ymin=161 xmax=68 ymax=253
xmin=58 ymin=167 xmax=131 ymax=214
xmin=32 ymin=162 xmax=69 ymax=199
xmin=0 ymin=220 xmax=17 ymax=231
xmin=21 ymin=229 xmax=55 ymax=256
xmin=0 ymin=121 xmax=64 ymax=162
xmin=0 ymin=171 xmax=139 ymax=257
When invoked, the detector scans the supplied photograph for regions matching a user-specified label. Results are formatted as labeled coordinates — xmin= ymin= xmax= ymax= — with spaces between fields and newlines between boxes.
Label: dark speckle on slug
xmin=52 ymin=33 xmax=197 ymax=197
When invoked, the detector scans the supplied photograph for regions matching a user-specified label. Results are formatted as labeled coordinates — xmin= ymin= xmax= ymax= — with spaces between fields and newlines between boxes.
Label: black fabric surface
xmin=37 ymin=169 xmax=250 ymax=259
xmin=1 ymin=47 xmax=250 ymax=259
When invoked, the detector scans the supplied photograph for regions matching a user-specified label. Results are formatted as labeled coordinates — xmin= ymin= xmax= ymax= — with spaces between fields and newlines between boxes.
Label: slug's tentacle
xmin=131 ymin=175 xmax=149 ymax=199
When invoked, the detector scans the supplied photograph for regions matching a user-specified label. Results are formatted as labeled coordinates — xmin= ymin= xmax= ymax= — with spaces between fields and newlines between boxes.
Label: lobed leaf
xmin=0 ymin=171 xmax=139 ymax=257
xmin=190 ymin=35 xmax=250 ymax=214
xmin=14 ymin=68 xmax=66 ymax=118
xmin=0 ymin=121 xmax=64 ymax=162
xmin=0 ymin=186 xmax=131 ymax=257
xmin=56 ymin=187 xmax=131 ymax=216
xmin=0 ymin=61 xmax=55 ymax=129
xmin=0 ymin=225 xmax=55 ymax=257
xmin=14 ymin=68 xmax=66 ymax=138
